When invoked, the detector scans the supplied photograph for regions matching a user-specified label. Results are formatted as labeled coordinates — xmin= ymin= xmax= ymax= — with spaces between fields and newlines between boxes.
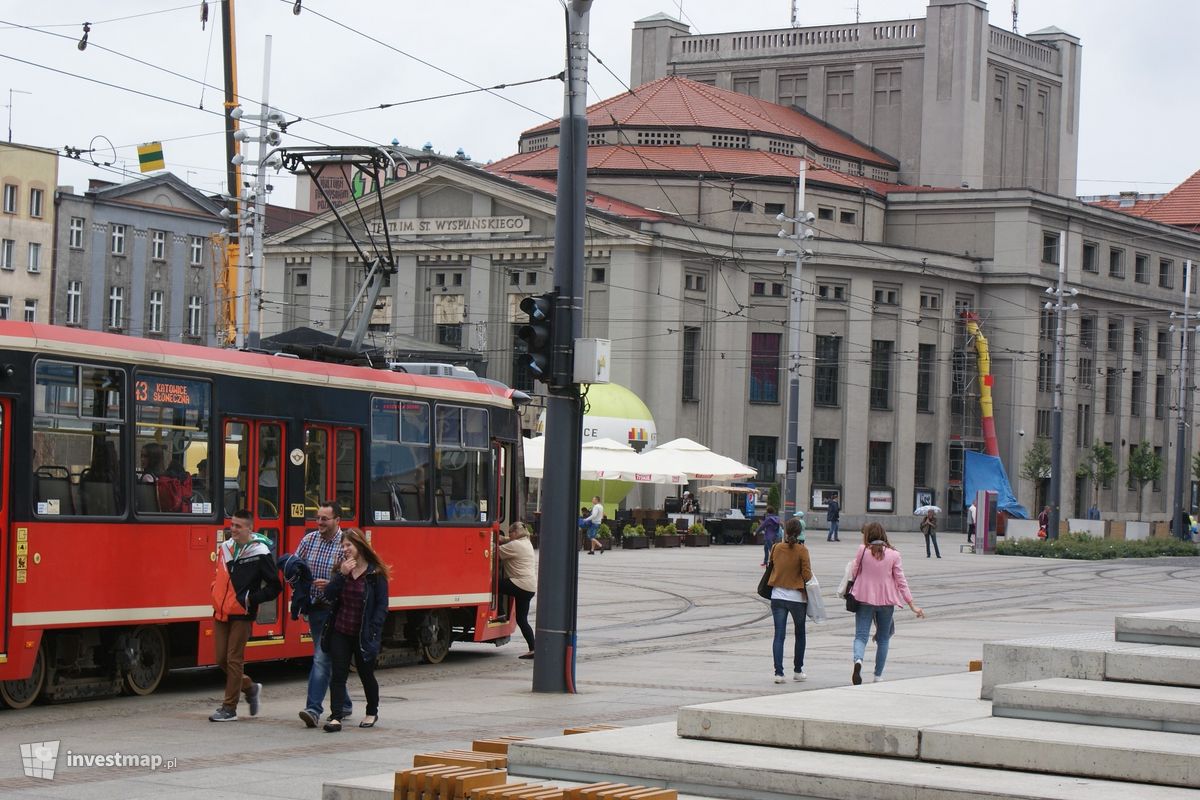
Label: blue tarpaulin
xmin=964 ymin=450 xmax=1029 ymax=519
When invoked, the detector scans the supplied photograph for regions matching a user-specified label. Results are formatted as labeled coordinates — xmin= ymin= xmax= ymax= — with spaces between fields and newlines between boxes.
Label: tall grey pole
xmin=533 ymin=0 xmax=591 ymax=694
xmin=1173 ymin=260 xmax=1195 ymax=538
xmin=782 ymin=163 xmax=808 ymax=515
xmin=1047 ymin=229 xmax=1073 ymax=540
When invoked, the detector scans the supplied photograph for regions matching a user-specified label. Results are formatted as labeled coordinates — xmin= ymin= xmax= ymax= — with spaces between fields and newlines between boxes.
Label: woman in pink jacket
xmin=848 ymin=522 xmax=924 ymax=684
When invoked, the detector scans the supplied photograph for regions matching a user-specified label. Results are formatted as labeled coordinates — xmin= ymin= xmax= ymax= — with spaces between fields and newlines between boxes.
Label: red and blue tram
xmin=0 ymin=321 xmax=525 ymax=708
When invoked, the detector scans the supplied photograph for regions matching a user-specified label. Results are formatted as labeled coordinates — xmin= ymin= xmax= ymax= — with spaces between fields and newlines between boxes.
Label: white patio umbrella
xmin=522 ymin=436 xmax=686 ymax=484
xmin=636 ymin=437 xmax=757 ymax=481
xmin=522 ymin=436 xmax=545 ymax=480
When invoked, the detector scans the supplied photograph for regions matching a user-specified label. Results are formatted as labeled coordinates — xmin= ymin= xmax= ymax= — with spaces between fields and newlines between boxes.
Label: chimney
xmin=1118 ymin=191 xmax=1138 ymax=208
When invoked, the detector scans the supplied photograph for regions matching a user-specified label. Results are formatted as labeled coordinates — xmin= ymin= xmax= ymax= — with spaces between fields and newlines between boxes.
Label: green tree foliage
xmin=1076 ymin=440 xmax=1117 ymax=511
xmin=1193 ymin=450 xmax=1200 ymax=483
xmin=767 ymin=484 xmax=781 ymax=511
xmin=1126 ymin=441 xmax=1164 ymax=521
xmin=1019 ymin=438 xmax=1052 ymax=508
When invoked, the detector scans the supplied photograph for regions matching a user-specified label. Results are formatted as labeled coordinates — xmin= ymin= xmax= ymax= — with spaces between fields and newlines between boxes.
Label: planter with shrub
xmin=683 ymin=522 xmax=711 ymax=547
xmin=995 ymin=531 xmax=1198 ymax=560
xmin=654 ymin=523 xmax=682 ymax=548
xmin=621 ymin=523 xmax=648 ymax=550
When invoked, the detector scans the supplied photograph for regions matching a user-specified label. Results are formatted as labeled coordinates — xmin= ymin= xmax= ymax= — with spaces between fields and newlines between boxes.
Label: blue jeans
xmin=853 ymin=604 xmax=896 ymax=677
xmin=827 ymin=520 xmax=839 ymax=540
xmin=763 ymin=537 xmax=778 ymax=565
xmin=305 ymin=607 xmax=352 ymax=717
xmin=771 ymin=598 xmax=807 ymax=676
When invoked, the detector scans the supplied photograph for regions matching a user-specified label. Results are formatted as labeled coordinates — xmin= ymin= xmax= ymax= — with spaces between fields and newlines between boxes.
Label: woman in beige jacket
xmin=498 ymin=521 xmax=538 ymax=658
xmin=766 ymin=517 xmax=813 ymax=683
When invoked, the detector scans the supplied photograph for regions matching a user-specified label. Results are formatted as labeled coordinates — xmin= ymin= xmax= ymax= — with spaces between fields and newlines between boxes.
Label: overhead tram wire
xmin=0 ymin=3 xmax=196 ymax=29
xmin=278 ymin=0 xmax=555 ymax=122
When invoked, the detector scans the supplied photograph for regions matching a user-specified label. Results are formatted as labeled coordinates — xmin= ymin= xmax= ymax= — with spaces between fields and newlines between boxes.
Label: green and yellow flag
xmin=137 ymin=142 xmax=165 ymax=172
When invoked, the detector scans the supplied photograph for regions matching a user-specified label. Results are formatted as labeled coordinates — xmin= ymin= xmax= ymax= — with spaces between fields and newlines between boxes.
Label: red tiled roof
xmin=490 ymin=144 xmax=906 ymax=198
xmin=489 ymin=171 xmax=667 ymax=221
xmin=1140 ymin=168 xmax=1200 ymax=230
xmin=523 ymin=76 xmax=896 ymax=169
xmin=1086 ymin=198 xmax=1160 ymax=218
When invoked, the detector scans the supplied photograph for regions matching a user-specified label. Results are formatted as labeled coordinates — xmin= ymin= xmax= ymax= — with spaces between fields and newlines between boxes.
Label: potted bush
xmin=654 ymin=523 xmax=682 ymax=548
xmin=750 ymin=520 xmax=765 ymax=546
xmin=596 ymin=523 xmax=613 ymax=552
xmin=683 ymin=522 xmax=711 ymax=547
xmin=622 ymin=523 xmax=648 ymax=550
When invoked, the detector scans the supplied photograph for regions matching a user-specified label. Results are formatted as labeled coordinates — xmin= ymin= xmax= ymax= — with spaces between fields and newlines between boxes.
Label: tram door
xmin=488 ymin=440 xmax=511 ymax=622
xmin=222 ymin=418 xmax=286 ymax=640
xmin=0 ymin=399 xmax=9 ymax=652
xmin=302 ymin=425 xmax=360 ymax=530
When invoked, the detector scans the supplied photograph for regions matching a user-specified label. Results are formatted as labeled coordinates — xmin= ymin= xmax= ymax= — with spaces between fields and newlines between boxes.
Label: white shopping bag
xmin=805 ymin=576 xmax=827 ymax=623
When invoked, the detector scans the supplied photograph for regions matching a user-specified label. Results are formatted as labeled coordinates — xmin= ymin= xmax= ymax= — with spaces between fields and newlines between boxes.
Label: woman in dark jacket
xmin=321 ymin=527 xmax=390 ymax=732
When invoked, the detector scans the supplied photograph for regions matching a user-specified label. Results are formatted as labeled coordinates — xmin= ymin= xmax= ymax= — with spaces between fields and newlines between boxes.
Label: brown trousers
xmin=213 ymin=618 xmax=253 ymax=710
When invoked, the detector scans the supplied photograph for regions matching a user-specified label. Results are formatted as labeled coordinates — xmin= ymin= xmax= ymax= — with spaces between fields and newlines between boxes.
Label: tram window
xmin=369 ymin=398 xmax=430 ymax=522
xmin=304 ymin=428 xmax=328 ymax=515
xmin=434 ymin=405 xmax=490 ymax=524
xmin=134 ymin=376 xmax=212 ymax=515
xmin=224 ymin=421 xmax=249 ymax=515
xmin=258 ymin=424 xmax=282 ymax=519
xmin=335 ymin=430 xmax=357 ymax=519
xmin=32 ymin=360 xmax=125 ymax=517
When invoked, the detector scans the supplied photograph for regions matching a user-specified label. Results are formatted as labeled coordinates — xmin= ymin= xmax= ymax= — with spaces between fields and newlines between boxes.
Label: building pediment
xmin=89 ymin=173 xmax=222 ymax=218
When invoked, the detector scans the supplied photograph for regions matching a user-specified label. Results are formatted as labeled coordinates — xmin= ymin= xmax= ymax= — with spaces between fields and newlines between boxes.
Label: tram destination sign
xmin=368 ymin=215 xmax=530 ymax=236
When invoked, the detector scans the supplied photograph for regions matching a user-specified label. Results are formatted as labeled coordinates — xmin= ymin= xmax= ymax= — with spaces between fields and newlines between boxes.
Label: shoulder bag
xmin=757 ymin=561 xmax=773 ymax=600
xmin=844 ymin=549 xmax=866 ymax=612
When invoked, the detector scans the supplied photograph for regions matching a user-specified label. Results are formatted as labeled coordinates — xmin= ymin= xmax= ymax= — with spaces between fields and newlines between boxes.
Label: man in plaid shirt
xmin=296 ymin=500 xmax=351 ymax=728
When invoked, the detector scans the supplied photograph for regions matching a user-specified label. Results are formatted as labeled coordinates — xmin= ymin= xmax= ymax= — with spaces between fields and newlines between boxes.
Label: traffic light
xmin=518 ymin=293 xmax=555 ymax=383
xmin=796 ymin=445 xmax=805 ymax=473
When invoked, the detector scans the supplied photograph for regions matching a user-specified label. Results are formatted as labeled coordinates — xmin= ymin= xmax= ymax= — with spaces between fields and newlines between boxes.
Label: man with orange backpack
xmin=210 ymin=509 xmax=281 ymax=722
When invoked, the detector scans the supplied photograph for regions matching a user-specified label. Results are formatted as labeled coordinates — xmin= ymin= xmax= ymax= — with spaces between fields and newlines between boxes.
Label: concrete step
xmin=1105 ymin=644 xmax=1200 ymax=687
xmin=980 ymin=630 xmax=1143 ymax=699
xmin=506 ymin=721 xmax=1199 ymax=800
xmin=992 ymin=677 xmax=1200 ymax=734
xmin=676 ymin=672 xmax=989 ymax=758
xmin=1116 ymin=608 xmax=1200 ymax=647
xmin=920 ymin=715 xmax=1200 ymax=788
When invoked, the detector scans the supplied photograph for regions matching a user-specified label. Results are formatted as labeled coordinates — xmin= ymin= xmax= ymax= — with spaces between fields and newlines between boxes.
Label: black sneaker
xmin=298 ymin=709 xmax=318 ymax=728
xmin=852 ymin=660 xmax=863 ymax=686
xmin=246 ymin=683 xmax=262 ymax=716
xmin=209 ymin=706 xmax=237 ymax=722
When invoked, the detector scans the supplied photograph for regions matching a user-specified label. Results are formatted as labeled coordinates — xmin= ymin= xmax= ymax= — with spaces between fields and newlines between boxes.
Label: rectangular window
xmin=133 ymin=376 xmax=211 ymax=515
xmin=149 ymin=290 xmax=164 ymax=334
xmin=1039 ymin=307 xmax=1054 ymax=341
xmin=814 ymin=335 xmax=841 ymax=407
xmin=108 ymin=286 xmax=124 ymax=329
xmin=747 ymin=436 xmax=777 ymax=482
xmin=1157 ymin=330 xmax=1169 ymax=361
xmin=70 ymin=217 xmax=85 ymax=249
xmin=1108 ymin=248 xmax=1125 ymax=278
xmin=1134 ymin=253 xmax=1149 ymax=284
xmin=0 ymin=238 xmax=13 ymax=269
xmin=816 ymin=282 xmax=845 ymax=301
xmin=1130 ymin=371 xmax=1143 ymax=416
xmin=111 ymin=224 xmax=126 ymax=255
xmin=749 ymin=332 xmax=781 ymax=403
xmin=764 ymin=202 xmax=786 ymax=216
xmin=682 ymin=326 xmax=700 ymax=402
xmin=66 ymin=280 xmax=82 ymax=325
xmin=839 ymin=209 xmax=857 ymax=225
xmin=1105 ymin=368 xmax=1118 ymax=414
xmin=732 ymin=73 xmax=759 ymax=97
xmin=873 ymin=67 xmax=901 ymax=106
xmin=1082 ymin=242 xmax=1098 ymax=273
xmin=524 ymin=272 xmax=536 ymax=286
xmin=1107 ymin=319 xmax=1122 ymax=352
xmin=873 ymin=286 xmax=898 ymax=306
xmin=825 ymin=71 xmax=854 ymax=109
xmin=1041 ymin=231 xmax=1059 ymax=264
xmin=752 ymin=281 xmax=765 ymax=296
xmin=914 ymin=442 xmax=932 ymax=488
xmin=27 ymin=242 xmax=41 ymax=273
xmin=436 ymin=323 xmax=462 ymax=348
xmin=1155 ymin=374 xmax=1166 ymax=419
xmin=812 ymin=438 xmax=837 ymax=484
xmin=685 ymin=273 xmax=706 ymax=292
xmin=590 ymin=267 xmax=606 ymax=283
xmin=917 ymin=344 xmax=935 ymax=412
xmin=1153 ymin=446 xmax=1164 ymax=492
xmin=187 ymin=295 xmax=203 ymax=338
xmin=29 ymin=188 xmax=43 ymax=218
xmin=434 ymin=404 xmax=491 ymax=523
xmin=0 ymin=296 xmax=8 ymax=320
xmin=1036 ymin=408 xmax=1051 ymax=438
xmin=2 ymin=184 xmax=16 ymax=213
xmin=508 ymin=271 xmax=520 ymax=286
xmin=817 ymin=207 xmax=835 ymax=221
xmin=919 ymin=291 xmax=941 ymax=311
xmin=453 ymin=273 xmax=463 ymax=287
xmin=190 ymin=236 xmax=203 ymax=266
xmin=23 ymin=299 xmax=36 ymax=322
xmin=1075 ymin=403 xmax=1092 ymax=448
xmin=1133 ymin=326 xmax=1145 ymax=356
xmin=868 ymin=441 xmax=890 ymax=486
xmin=771 ymin=282 xmax=784 ymax=297
xmin=152 ymin=230 xmax=166 ymax=261
xmin=777 ymin=72 xmax=808 ymax=108
xmin=1159 ymin=258 xmax=1174 ymax=289
xmin=869 ymin=340 xmax=893 ymax=410
xmin=1079 ymin=356 xmax=1093 ymax=389
xmin=1079 ymin=317 xmax=1095 ymax=351
xmin=32 ymin=361 xmax=126 ymax=517
xmin=370 ymin=398 xmax=432 ymax=522
xmin=1038 ymin=351 xmax=1053 ymax=393
xmin=731 ymin=199 xmax=754 ymax=213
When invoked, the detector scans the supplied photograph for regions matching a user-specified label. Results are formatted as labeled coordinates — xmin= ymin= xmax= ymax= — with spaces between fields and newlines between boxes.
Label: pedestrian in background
xmin=758 ymin=505 xmax=782 ymax=567
xmin=825 ymin=493 xmax=841 ymax=542
xmin=967 ymin=502 xmax=977 ymax=544
xmin=295 ymin=500 xmax=350 ymax=728
xmin=498 ymin=521 xmax=537 ymax=659
xmin=209 ymin=509 xmax=281 ymax=721
xmin=322 ymin=528 xmax=390 ymax=732
xmin=920 ymin=510 xmax=941 ymax=558
xmin=584 ymin=495 xmax=605 ymax=555
xmin=766 ymin=517 xmax=813 ymax=684
xmin=847 ymin=523 xmax=924 ymax=685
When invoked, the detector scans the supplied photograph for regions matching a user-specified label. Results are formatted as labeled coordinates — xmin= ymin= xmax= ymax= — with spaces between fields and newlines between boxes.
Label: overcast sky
xmin=1 ymin=0 xmax=1196 ymax=206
